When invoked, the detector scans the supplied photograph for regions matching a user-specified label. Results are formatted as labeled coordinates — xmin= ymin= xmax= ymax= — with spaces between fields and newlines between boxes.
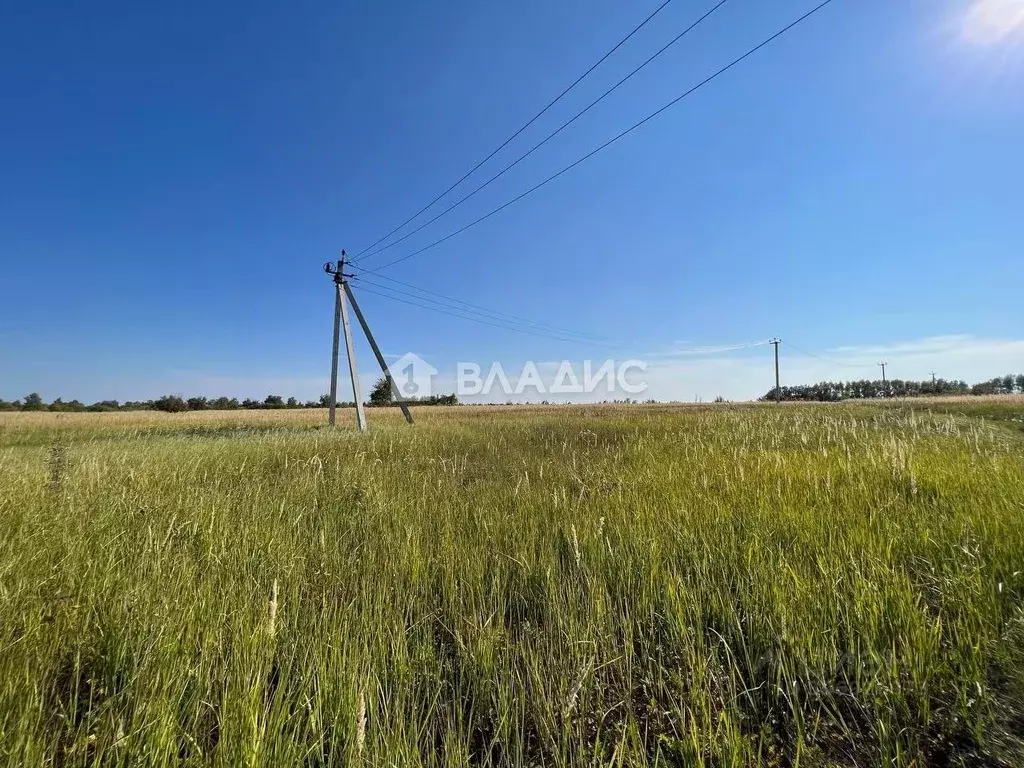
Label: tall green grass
xmin=1 ymin=405 xmax=1022 ymax=766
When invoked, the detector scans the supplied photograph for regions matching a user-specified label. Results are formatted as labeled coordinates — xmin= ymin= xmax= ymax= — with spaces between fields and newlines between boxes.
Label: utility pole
xmin=878 ymin=361 xmax=888 ymax=397
xmin=930 ymin=371 xmax=937 ymax=384
xmin=328 ymin=258 xmax=342 ymax=427
xmin=770 ymin=338 xmax=781 ymax=402
xmin=323 ymin=254 xmax=415 ymax=430
xmin=325 ymin=253 xmax=366 ymax=431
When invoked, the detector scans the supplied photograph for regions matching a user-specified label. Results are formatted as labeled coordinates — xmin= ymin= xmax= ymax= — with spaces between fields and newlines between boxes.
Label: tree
xmin=286 ymin=397 xmax=298 ymax=408
xmin=153 ymin=395 xmax=187 ymax=413
xmin=264 ymin=395 xmax=284 ymax=408
xmin=87 ymin=400 xmax=120 ymax=412
xmin=23 ymin=392 xmax=45 ymax=411
xmin=971 ymin=378 xmax=1001 ymax=396
xmin=187 ymin=397 xmax=209 ymax=411
xmin=760 ymin=376 xmax=991 ymax=402
xmin=368 ymin=377 xmax=393 ymax=407
xmin=54 ymin=399 xmax=86 ymax=412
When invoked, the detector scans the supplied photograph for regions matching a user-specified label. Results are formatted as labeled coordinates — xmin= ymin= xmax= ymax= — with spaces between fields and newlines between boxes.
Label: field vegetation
xmin=1 ymin=401 xmax=1023 ymax=766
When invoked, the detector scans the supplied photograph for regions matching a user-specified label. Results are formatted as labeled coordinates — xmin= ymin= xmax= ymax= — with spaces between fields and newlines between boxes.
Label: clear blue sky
xmin=2 ymin=0 xmax=1022 ymax=402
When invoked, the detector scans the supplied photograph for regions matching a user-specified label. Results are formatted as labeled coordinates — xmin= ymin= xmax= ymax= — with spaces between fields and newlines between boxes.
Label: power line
xmin=354 ymin=0 xmax=731 ymax=265
xmin=784 ymin=341 xmax=877 ymax=369
xmin=358 ymin=0 xmax=837 ymax=276
xmin=350 ymin=280 xmax=628 ymax=347
xmin=355 ymin=279 xmax=620 ymax=345
xmin=352 ymin=278 xmax=772 ymax=354
xmin=644 ymin=339 xmax=771 ymax=357
xmin=665 ymin=339 xmax=771 ymax=354
xmin=352 ymin=0 xmax=677 ymax=259
xmin=355 ymin=273 xmax=625 ymax=344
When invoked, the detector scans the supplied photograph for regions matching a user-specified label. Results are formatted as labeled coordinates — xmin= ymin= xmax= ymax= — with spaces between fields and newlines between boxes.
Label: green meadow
xmin=1 ymin=402 xmax=1022 ymax=766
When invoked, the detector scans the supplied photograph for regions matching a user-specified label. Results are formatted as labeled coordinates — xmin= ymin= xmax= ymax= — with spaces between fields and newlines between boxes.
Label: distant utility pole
xmin=770 ymin=338 xmax=782 ymax=402
xmin=324 ymin=253 xmax=414 ymax=430
xmin=878 ymin=361 xmax=888 ymax=393
xmin=930 ymin=371 xmax=937 ymax=384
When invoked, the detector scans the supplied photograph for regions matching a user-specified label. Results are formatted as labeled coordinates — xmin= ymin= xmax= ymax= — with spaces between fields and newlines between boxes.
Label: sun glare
xmin=931 ymin=0 xmax=1024 ymax=86
xmin=963 ymin=0 xmax=1024 ymax=45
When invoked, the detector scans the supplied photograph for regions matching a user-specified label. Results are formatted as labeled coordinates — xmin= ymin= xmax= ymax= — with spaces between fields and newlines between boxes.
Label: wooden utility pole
xmin=930 ymin=371 xmax=937 ymax=384
xmin=325 ymin=253 xmax=366 ymax=431
xmin=878 ymin=361 xmax=887 ymax=384
xmin=770 ymin=338 xmax=781 ymax=402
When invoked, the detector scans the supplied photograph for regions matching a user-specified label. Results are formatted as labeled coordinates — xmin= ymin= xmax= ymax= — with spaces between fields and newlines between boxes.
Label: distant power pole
xmin=324 ymin=254 xmax=414 ymax=430
xmin=770 ymin=338 xmax=781 ymax=402
xmin=878 ymin=361 xmax=888 ymax=394
xmin=930 ymin=371 xmax=937 ymax=384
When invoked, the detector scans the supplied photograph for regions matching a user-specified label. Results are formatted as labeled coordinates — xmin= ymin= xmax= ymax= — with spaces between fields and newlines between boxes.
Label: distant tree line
xmin=760 ymin=374 xmax=1024 ymax=402
xmin=7 ymin=373 xmax=1018 ymax=412
xmin=0 ymin=393 xmax=345 ymax=413
xmin=0 ymin=386 xmax=460 ymax=413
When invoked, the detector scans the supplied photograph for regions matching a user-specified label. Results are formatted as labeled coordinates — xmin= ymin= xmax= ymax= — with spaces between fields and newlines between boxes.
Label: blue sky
xmin=2 ymin=0 xmax=1022 ymax=403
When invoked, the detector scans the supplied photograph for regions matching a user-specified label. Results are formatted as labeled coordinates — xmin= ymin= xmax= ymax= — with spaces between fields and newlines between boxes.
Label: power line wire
xmin=350 ymin=280 xmax=627 ymax=347
xmin=352 ymin=0 xmax=677 ymax=258
xmin=668 ymin=339 xmax=772 ymax=354
xmin=354 ymin=0 xmax=731 ymax=264
xmin=784 ymin=341 xmax=876 ymax=369
xmin=358 ymin=0 xmax=837 ymax=276
xmin=356 ymin=273 xmax=625 ymax=344
xmin=351 ymin=280 xmax=793 ymax=358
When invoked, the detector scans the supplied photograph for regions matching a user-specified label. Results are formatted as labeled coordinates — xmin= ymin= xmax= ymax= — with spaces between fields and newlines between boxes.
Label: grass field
xmin=2 ymin=401 xmax=1023 ymax=766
